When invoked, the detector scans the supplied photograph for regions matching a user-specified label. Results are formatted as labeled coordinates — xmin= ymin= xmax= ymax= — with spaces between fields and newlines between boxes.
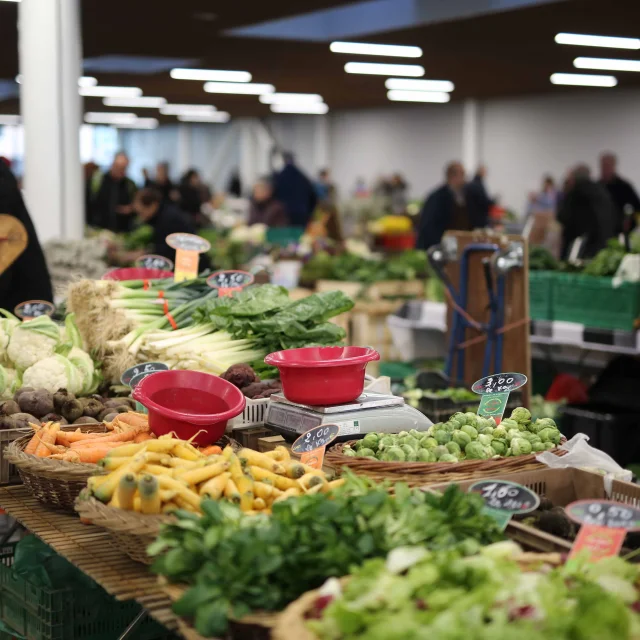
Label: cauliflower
xmin=0 ymin=365 xmax=19 ymax=399
xmin=7 ymin=316 xmax=60 ymax=370
xmin=0 ymin=314 xmax=20 ymax=363
xmin=68 ymin=347 xmax=94 ymax=394
xmin=22 ymin=355 xmax=83 ymax=395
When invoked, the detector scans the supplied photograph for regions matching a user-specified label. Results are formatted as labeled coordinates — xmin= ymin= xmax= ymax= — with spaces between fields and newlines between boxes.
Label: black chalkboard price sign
xmin=472 ymin=372 xmax=528 ymax=395
xmin=566 ymin=500 xmax=640 ymax=531
xmin=292 ymin=424 xmax=340 ymax=455
xmin=135 ymin=254 xmax=174 ymax=271
xmin=207 ymin=270 xmax=254 ymax=291
xmin=470 ymin=480 xmax=540 ymax=514
xmin=121 ymin=361 xmax=169 ymax=387
xmin=14 ymin=300 xmax=55 ymax=320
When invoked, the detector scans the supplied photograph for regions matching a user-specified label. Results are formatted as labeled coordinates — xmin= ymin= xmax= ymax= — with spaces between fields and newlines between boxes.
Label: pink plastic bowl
xmin=264 ymin=346 xmax=380 ymax=406
xmin=102 ymin=267 xmax=174 ymax=281
xmin=132 ymin=370 xmax=246 ymax=446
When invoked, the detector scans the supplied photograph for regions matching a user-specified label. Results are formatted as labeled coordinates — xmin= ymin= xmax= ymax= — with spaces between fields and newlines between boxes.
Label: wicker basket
xmin=326 ymin=440 xmax=564 ymax=487
xmin=74 ymin=494 xmax=173 ymax=564
xmin=4 ymin=424 xmax=107 ymax=512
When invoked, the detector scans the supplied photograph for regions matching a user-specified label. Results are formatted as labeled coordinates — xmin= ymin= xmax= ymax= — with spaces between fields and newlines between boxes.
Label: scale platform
xmin=264 ymin=392 xmax=433 ymax=442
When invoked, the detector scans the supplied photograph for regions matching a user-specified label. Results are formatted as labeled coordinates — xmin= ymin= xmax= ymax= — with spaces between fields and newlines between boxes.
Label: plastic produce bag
xmin=536 ymin=433 xmax=632 ymax=494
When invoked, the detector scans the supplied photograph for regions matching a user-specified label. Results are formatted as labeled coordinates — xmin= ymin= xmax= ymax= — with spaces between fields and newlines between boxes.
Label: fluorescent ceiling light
xmin=555 ymin=33 xmax=640 ymax=49
xmin=170 ymin=68 xmax=251 ymax=82
xmin=387 ymin=90 xmax=450 ymax=103
xmin=115 ymin=118 xmax=159 ymax=129
xmin=104 ymin=96 xmax=167 ymax=108
xmin=385 ymin=78 xmax=454 ymax=92
xmin=344 ymin=62 xmax=424 ymax=77
xmin=204 ymin=82 xmax=275 ymax=95
xmin=84 ymin=112 xmax=138 ymax=124
xmin=177 ymin=112 xmax=231 ymax=123
xmin=80 ymin=85 xmax=143 ymax=98
xmin=160 ymin=104 xmax=216 ymax=116
xmin=330 ymin=42 xmax=422 ymax=58
xmin=0 ymin=115 xmax=21 ymax=125
xmin=259 ymin=93 xmax=323 ymax=104
xmin=574 ymin=56 xmax=640 ymax=72
xmin=16 ymin=75 xmax=97 ymax=87
xmin=270 ymin=103 xmax=329 ymax=114
xmin=550 ymin=72 xmax=617 ymax=87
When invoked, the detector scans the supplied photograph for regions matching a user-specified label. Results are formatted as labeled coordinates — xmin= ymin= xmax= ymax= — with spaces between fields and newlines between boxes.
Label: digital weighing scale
xmin=264 ymin=392 xmax=433 ymax=443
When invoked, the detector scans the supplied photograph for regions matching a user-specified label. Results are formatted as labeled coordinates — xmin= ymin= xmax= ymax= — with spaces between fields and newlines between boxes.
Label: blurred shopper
xmin=227 ymin=170 xmax=242 ymax=197
xmin=389 ymin=173 xmax=409 ymax=214
xmin=83 ymin=162 xmax=99 ymax=225
xmin=248 ymin=178 xmax=288 ymax=227
xmin=273 ymin=152 xmax=317 ymax=228
xmin=599 ymin=152 xmax=640 ymax=233
xmin=144 ymin=162 xmax=178 ymax=204
xmin=466 ymin=165 xmax=494 ymax=220
xmin=528 ymin=175 xmax=558 ymax=215
xmin=91 ymin=152 xmax=137 ymax=232
xmin=179 ymin=169 xmax=207 ymax=228
xmin=558 ymin=164 xmax=616 ymax=259
xmin=417 ymin=161 xmax=489 ymax=250
xmin=0 ymin=160 xmax=53 ymax=309
xmin=315 ymin=168 xmax=337 ymax=206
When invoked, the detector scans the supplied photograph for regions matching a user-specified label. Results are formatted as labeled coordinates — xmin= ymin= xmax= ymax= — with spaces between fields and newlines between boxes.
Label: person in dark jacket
xmin=558 ymin=164 xmax=616 ymax=259
xmin=90 ymin=152 xmax=137 ymax=232
xmin=466 ymin=165 xmax=494 ymax=221
xmin=273 ymin=152 xmax=317 ymax=228
xmin=0 ymin=161 xmax=53 ymax=309
xmin=599 ymin=152 xmax=640 ymax=233
xmin=143 ymin=162 xmax=179 ymax=204
xmin=417 ymin=162 xmax=489 ymax=250
xmin=248 ymin=178 xmax=288 ymax=227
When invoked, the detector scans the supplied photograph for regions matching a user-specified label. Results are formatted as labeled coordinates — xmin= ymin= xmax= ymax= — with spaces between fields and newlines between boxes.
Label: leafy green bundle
xmin=150 ymin=474 xmax=503 ymax=637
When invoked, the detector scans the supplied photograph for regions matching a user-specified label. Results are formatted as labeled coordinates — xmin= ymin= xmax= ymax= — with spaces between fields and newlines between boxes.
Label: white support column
xmin=19 ymin=0 xmax=83 ymax=243
xmin=461 ymin=99 xmax=480 ymax=175
xmin=176 ymin=124 xmax=192 ymax=178
xmin=238 ymin=119 xmax=257 ymax=193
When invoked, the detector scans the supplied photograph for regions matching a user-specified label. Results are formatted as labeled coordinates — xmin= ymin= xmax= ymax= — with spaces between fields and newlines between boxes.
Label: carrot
xmin=134 ymin=433 xmax=154 ymax=443
xmin=72 ymin=446 xmax=119 ymax=463
xmin=56 ymin=431 xmax=102 ymax=447
xmin=24 ymin=430 xmax=42 ymax=455
xmin=35 ymin=425 xmax=60 ymax=458
xmin=109 ymin=412 xmax=148 ymax=430
xmin=199 ymin=445 xmax=222 ymax=456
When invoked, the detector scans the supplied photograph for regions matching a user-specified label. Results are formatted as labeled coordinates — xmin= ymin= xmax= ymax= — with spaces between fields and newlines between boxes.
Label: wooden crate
xmin=232 ymin=426 xmax=277 ymax=450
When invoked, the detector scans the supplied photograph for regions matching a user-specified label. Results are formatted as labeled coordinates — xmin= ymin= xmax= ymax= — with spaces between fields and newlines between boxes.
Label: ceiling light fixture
xmin=555 ymin=33 xmax=640 ymax=49
xmin=0 ymin=1 xmax=21 ymax=4
xmin=177 ymin=112 xmax=231 ymax=123
xmin=170 ymin=68 xmax=252 ymax=82
xmin=104 ymin=96 xmax=167 ymax=108
xmin=574 ymin=56 xmax=640 ymax=72
xmin=550 ymin=72 xmax=618 ymax=87
xmin=387 ymin=90 xmax=450 ymax=103
xmin=385 ymin=78 xmax=454 ymax=92
xmin=160 ymin=104 xmax=216 ymax=116
xmin=0 ymin=115 xmax=21 ymax=125
xmin=259 ymin=93 xmax=323 ymax=104
xmin=330 ymin=42 xmax=422 ymax=58
xmin=203 ymin=82 xmax=275 ymax=95
xmin=16 ymin=75 xmax=97 ymax=86
xmin=114 ymin=118 xmax=159 ymax=129
xmin=84 ymin=112 xmax=138 ymax=124
xmin=80 ymin=86 xmax=143 ymax=98
xmin=344 ymin=62 xmax=424 ymax=77
xmin=270 ymin=103 xmax=329 ymax=114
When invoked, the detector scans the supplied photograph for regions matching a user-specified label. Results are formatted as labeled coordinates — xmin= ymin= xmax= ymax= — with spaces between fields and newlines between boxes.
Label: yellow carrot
xmin=178 ymin=461 xmax=229 ymax=486
xmin=172 ymin=443 xmax=201 ymax=461
xmin=253 ymin=497 xmax=266 ymax=511
xmin=156 ymin=476 xmax=202 ymax=509
xmin=283 ymin=461 xmax=306 ymax=479
xmin=115 ymin=473 xmax=137 ymax=510
xmin=223 ymin=478 xmax=240 ymax=504
xmin=298 ymin=473 xmax=327 ymax=493
xmin=264 ymin=446 xmax=290 ymax=462
xmin=273 ymin=487 xmax=302 ymax=502
xmin=139 ymin=474 xmax=161 ymax=514
xmin=93 ymin=456 xmax=146 ymax=502
xmin=199 ymin=472 xmax=231 ymax=499
xmin=221 ymin=445 xmax=235 ymax=461
xmin=249 ymin=466 xmax=299 ymax=491
xmin=238 ymin=448 xmax=285 ymax=474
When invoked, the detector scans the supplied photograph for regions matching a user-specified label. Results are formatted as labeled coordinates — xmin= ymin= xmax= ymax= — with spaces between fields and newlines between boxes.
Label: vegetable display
xmin=343 ymin=407 xmax=563 ymax=463
xmin=307 ymin=543 xmax=640 ymax=640
xmin=90 ymin=442 xmax=334 ymax=515
xmin=402 ymin=386 xmax=477 ymax=406
xmin=150 ymin=475 xmax=502 ymax=637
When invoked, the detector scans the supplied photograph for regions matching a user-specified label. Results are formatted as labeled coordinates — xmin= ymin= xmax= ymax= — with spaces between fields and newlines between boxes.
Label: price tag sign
xmin=14 ymin=300 xmax=55 ymax=321
xmin=135 ymin=254 xmax=174 ymax=271
xmin=472 ymin=372 xmax=527 ymax=425
xmin=470 ymin=479 xmax=540 ymax=530
xmin=566 ymin=500 xmax=640 ymax=562
xmin=207 ymin=270 xmax=255 ymax=298
xmin=291 ymin=423 xmax=340 ymax=470
xmin=166 ymin=233 xmax=211 ymax=282
xmin=121 ymin=362 xmax=169 ymax=387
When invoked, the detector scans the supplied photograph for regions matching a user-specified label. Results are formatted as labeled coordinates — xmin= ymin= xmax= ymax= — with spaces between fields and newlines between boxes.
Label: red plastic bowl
xmin=102 ymin=267 xmax=174 ymax=281
xmin=264 ymin=346 xmax=380 ymax=406
xmin=132 ymin=370 xmax=246 ymax=446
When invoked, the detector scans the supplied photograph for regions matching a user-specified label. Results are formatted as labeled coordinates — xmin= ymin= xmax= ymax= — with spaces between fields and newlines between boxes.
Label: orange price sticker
xmin=569 ymin=524 xmax=626 ymax=562
xmin=300 ymin=447 xmax=326 ymax=470
xmin=166 ymin=233 xmax=211 ymax=283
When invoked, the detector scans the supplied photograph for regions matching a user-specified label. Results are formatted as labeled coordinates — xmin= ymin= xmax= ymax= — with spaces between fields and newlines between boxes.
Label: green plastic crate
xmin=265 ymin=226 xmax=304 ymax=247
xmin=551 ymin=273 xmax=640 ymax=331
xmin=528 ymin=271 xmax=554 ymax=321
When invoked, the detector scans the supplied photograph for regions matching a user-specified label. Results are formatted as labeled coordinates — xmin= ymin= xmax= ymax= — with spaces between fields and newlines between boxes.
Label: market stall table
xmin=0 ymin=485 xmax=180 ymax=639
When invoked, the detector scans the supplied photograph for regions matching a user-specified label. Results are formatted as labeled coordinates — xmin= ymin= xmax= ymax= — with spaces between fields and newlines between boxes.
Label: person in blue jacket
xmin=273 ymin=152 xmax=317 ymax=229
xmin=417 ymin=161 xmax=490 ymax=250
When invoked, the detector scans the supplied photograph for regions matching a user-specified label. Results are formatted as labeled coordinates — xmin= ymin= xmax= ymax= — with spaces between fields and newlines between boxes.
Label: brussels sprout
xmin=490 ymin=439 xmax=507 ymax=456
xmin=426 ymin=425 xmax=437 ymax=437
xmin=492 ymin=426 xmax=507 ymax=439
xmin=465 ymin=441 xmax=490 ymax=460
xmin=449 ymin=412 xmax=466 ymax=426
xmin=510 ymin=407 xmax=532 ymax=424
xmin=381 ymin=446 xmax=406 ymax=462
xmin=511 ymin=437 xmax=532 ymax=456
xmin=478 ymin=426 xmax=495 ymax=436
xmin=506 ymin=429 xmax=521 ymax=440
xmin=409 ymin=429 xmax=422 ymax=439
xmin=397 ymin=431 xmax=409 ymax=439
xmin=464 ymin=412 xmax=478 ymax=425
xmin=438 ymin=453 xmax=459 ymax=463
xmin=342 ymin=446 xmax=357 ymax=457
xmin=452 ymin=430 xmax=472 ymax=449
xmin=532 ymin=441 xmax=549 ymax=452
xmin=434 ymin=430 xmax=452 ymax=445
xmin=399 ymin=435 xmax=420 ymax=449
xmin=500 ymin=419 xmax=519 ymax=430
xmin=441 ymin=421 xmax=458 ymax=433
xmin=460 ymin=424 xmax=478 ymax=440
xmin=361 ymin=433 xmax=380 ymax=451
xmin=357 ymin=447 xmax=376 ymax=458
xmin=420 ymin=436 xmax=438 ymax=449
xmin=538 ymin=427 xmax=561 ymax=445
xmin=530 ymin=417 xmax=557 ymax=434
xmin=477 ymin=434 xmax=493 ymax=447
xmin=400 ymin=444 xmax=417 ymax=461
xmin=446 ymin=441 xmax=461 ymax=456
xmin=417 ymin=448 xmax=436 ymax=462
xmin=520 ymin=431 xmax=541 ymax=444
xmin=378 ymin=435 xmax=396 ymax=450
xmin=433 ymin=445 xmax=449 ymax=459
